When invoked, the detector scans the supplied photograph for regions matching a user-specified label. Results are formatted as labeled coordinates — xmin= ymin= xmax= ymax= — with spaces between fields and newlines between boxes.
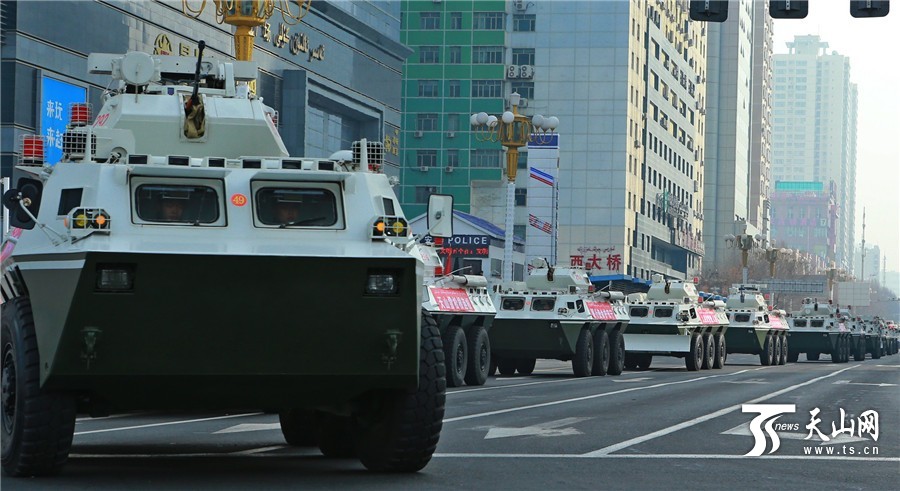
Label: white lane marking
xmin=444 ymin=367 xmax=764 ymax=423
xmin=724 ymin=378 xmax=769 ymax=384
xmin=450 ymin=369 xmax=663 ymax=396
xmin=229 ymin=445 xmax=289 ymax=455
xmin=432 ymin=453 xmax=897 ymax=462
xmin=74 ymin=413 xmax=263 ymax=436
xmin=721 ymin=422 xmax=869 ymax=444
xmin=77 ymin=413 xmax=151 ymax=423
xmin=483 ymin=417 xmax=591 ymax=440
xmin=833 ymin=380 xmax=897 ymax=387
xmin=581 ymin=364 xmax=860 ymax=457
xmin=611 ymin=377 xmax=652 ymax=383
xmin=16 ymin=259 xmax=85 ymax=270
xmin=214 ymin=423 xmax=282 ymax=434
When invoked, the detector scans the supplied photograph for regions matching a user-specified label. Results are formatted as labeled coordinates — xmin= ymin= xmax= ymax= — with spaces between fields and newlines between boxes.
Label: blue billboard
xmin=40 ymin=76 xmax=87 ymax=165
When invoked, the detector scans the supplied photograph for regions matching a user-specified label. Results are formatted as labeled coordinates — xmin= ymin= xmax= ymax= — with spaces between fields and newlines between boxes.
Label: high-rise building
xmin=771 ymin=35 xmax=858 ymax=270
xmin=399 ymin=0 xmax=708 ymax=280
xmin=769 ymin=181 xmax=837 ymax=261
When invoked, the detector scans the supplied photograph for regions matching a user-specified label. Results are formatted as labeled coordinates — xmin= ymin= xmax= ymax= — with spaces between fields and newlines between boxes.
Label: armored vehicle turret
xmin=623 ymin=275 xmax=729 ymax=371
xmin=723 ymin=285 xmax=790 ymax=365
xmin=786 ymin=298 xmax=852 ymax=363
xmin=489 ymin=259 xmax=630 ymax=377
xmin=1 ymin=50 xmax=445 ymax=476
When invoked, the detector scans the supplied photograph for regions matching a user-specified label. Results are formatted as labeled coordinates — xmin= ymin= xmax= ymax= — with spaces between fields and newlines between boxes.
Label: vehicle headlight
xmin=96 ymin=264 xmax=135 ymax=292
xmin=366 ymin=272 xmax=399 ymax=295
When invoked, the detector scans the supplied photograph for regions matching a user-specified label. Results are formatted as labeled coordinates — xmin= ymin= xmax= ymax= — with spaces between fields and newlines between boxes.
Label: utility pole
xmin=860 ymin=207 xmax=866 ymax=283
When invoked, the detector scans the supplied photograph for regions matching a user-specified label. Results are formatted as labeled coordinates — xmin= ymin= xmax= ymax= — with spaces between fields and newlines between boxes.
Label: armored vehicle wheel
xmin=712 ymin=334 xmax=726 ymax=369
xmin=787 ymin=349 xmax=799 ymax=363
xmin=464 ymin=326 xmax=490 ymax=386
xmin=279 ymin=408 xmax=316 ymax=446
xmin=701 ymin=334 xmax=715 ymax=370
xmin=807 ymin=352 xmax=820 ymax=361
xmin=356 ymin=312 xmax=445 ymax=473
xmin=759 ymin=334 xmax=774 ymax=366
xmin=636 ymin=354 xmax=653 ymax=370
xmin=572 ymin=329 xmax=594 ymax=377
xmin=442 ymin=326 xmax=467 ymax=388
xmin=624 ymin=353 xmax=639 ymax=370
xmin=591 ymin=330 xmax=610 ymax=376
xmin=607 ymin=330 xmax=625 ymax=376
xmin=1 ymin=297 xmax=77 ymax=477
xmin=831 ymin=339 xmax=843 ymax=363
xmin=316 ymin=412 xmax=356 ymax=458
xmin=516 ymin=358 xmax=536 ymax=376
xmin=854 ymin=338 xmax=866 ymax=362
xmin=773 ymin=336 xmax=783 ymax=366
xmin=497 ymin=358 xmax=517 ymax=376
xmin=685 ymin=333 xmax=703 ymax=371
xmin=779 ymin=337 xmax=788 ymax=365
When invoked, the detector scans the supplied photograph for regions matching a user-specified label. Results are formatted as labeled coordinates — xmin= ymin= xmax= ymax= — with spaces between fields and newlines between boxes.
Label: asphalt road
xmin=4 ymin=354 xmax=898 ymax=490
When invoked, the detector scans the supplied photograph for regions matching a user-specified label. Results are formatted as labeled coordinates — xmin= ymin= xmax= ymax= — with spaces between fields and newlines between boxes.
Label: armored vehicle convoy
xmin=786 ymin=298 xmax=851 ymax=363
xmin=1 ymin=50 xmax=446 ymax=476
xmin=723 ymin=285 xmax=789 ymax=365
xmin=836 ymin=307 xmax=868 ymax=362
xmin=404 ymin=231 xmax=495 ymax=387
xmin=623 ymin=275 xmax=729 ymax=371
xmin=489 ymin=259 xmax=630 ymax=377
xmin=863 ymin=317 xmax=885 ymax=359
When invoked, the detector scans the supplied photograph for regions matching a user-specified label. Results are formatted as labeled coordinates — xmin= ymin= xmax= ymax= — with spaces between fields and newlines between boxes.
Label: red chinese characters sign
xmin=569 ymin=246 xmax=622 ymax=273
xmin=698 ymin=308 xmax=719 ymax=325
xmin=585 ymin=301 xmax=616 ymax=320
xmin=430 ymin=287 xmax=474 ymax=312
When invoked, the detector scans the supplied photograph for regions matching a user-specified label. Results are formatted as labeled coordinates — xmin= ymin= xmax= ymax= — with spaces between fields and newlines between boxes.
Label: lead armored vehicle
xmin=623 ymin=275 xmax=729 ymax=371
xmin=1 ymin=50 xmax=446 ymax=476
xmin=489 ymin=259 xmax=630 ymax=377
xmin=786 ymin=298 xmax=851 ymax=363
xmin=404 ymin=230 xmax=495 ymax=387
xmin=723 ymin=285 xmax=789 ymax=365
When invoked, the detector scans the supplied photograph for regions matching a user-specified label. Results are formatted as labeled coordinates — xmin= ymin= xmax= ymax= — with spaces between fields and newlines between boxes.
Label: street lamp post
xmin=471 ymin=92 xmax=558 ymax=282
xmin=724 ymin=230 xmax=765 ymax=285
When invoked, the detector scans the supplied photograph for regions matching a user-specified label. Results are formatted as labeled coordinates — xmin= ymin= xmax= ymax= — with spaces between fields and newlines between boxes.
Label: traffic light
xmin=850 ymin=1 xmax=891 ymax=18
xmin=769 ymin=1 xmax=809 ymax=19
xmin=689 ymin=1 xmax=729 ymax=22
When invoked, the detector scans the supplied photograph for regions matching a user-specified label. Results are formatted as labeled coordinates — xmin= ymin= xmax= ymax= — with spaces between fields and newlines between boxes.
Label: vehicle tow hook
xmin=81 ymin=327 xmax=102 ymax=369
xmin=381 ymin=330 xmax=403 ymax=370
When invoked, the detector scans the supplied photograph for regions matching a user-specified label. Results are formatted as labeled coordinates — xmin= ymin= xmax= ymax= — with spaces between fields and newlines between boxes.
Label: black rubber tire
xmin=624 ymin=353 xmax=639 ymax=370
xmin=1 ymin=297 xmax=77 ymax=477
xmin=773 ymin=336 xmax=783 ymax=366
xmin=787 ymin=348 xmax=799 ymax=363
xmin=497 ymin=357 xmax=517 ymax=376
xmin=871 ymin=340 xmax=881 ymax=359
xmin=441 ymin=326 xmax=467 ymax=388
xmin=701 ymin=334 xmax=715 ymax=370
xmin=712 ymin=333 xmax=726 ymax=369
xmin=637 ymin=354 xmax=653 ymax=370
xmin=807 ymin=352 xmax=820 ymax=361
xmin=854 ymin=337 xmax=865 ymax=362
xmin=572 ymin=329 xmax=594 ymax=377
xmin=779 ymin=337 xmax=788 ymax=365
xmin=464 ymin=326 xmax=490 ymax=386
xmin=607 ymin=330 xmax=625 ymax=376
xmin=316 ymin=412 xmax=357 ymax=458
xmin=685 ymin=333 xmax=703 ymax=371
xmin=759 ymin=334 xmax=774 ymax=366
xmin=516 ymin=358 xmax=536 ymax=376
xmin=279 ymin=408 xmax=317 ymax=446
xmin=832 ymin=338 xmax=843 ymax=363
xmin=356 ymin=312 xmax=445 ymax=472
xmin=591 ymin=329 xmax=610 ymax=376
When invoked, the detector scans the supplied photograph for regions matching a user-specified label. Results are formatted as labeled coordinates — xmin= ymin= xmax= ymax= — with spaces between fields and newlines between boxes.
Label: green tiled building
xmin=399 ymin=0 xmax=509 ymax=217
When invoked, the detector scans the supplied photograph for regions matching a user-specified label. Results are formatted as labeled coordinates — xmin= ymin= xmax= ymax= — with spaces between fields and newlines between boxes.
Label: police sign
xmin=422 ymin=234 xmax=490 ymax=258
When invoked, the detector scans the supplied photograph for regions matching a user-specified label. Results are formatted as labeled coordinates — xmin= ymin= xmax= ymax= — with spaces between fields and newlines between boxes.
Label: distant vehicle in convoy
xmin=786 ymin=298 xmax=852 ymax=363
xmin=881 ymin=319 xmax=898 ymax=356
xmin=489 ymin=259 xmax=630 ymax=377
xmin=623 ymin=275 xmax=729 ymax=371
xmin=0 ymin=49 xmax=446 ymax=476
xmin=723 ymin=285 xmax=790 ymax=365
xmin=836 ymin=307 xmax=869 ymax=362
xmin=402 ymin=224 xmax=496 ymax=387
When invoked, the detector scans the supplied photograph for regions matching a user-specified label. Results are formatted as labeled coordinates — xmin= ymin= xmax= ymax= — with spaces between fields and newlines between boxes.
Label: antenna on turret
xmin=185 ymin=40 xmax=207 ymax=116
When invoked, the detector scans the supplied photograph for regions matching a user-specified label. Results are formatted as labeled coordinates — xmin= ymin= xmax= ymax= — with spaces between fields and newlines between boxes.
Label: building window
xmin=511 ymin=48 xmax=535 ymax=66
xmin=515 ymin=188 xmax=527 ymax=206
xmin=415 ymin=186 xmax=438 ymax=204
xmin=417 ymin=150 xmax=438 ymax=168
xmin=514 ymin=225 xmax=526 ymax=239
xmin=448 ymin=80 xmax=461 ymax=97
xmin=513 ymin=14 xmax=535 ymax=32
xmin=473 ymin=46 xmax=504 ymax=64
xmin=473 ymin=12 xmax=504 ymax=30
xmin=447 ymin=149 xmax=459 ymax=168
xmin=449 ymin=46 xmax=462 ymax=64
xmin=471 ymin=80 xmax=502 ymax=98
xmin=470 ymin=149 xmax=501 ymax=167
xmin=418 ymin=80 xmax=439 ymax=97
xmin=517 ymin=151 xmax=528 ymax=169
xmin=416 ymin=113 xmax=438 ymax=132
xmin=450 ymin=12 xmax=462 ymax=30
xmin=420 ymin=12 xmax=441 ymax=30
xmin=419 ymin=46 xmax=440 ymax=64
xmin=447 ymin=113 xmax=459 ymax=131
xmin=510 ymin=81 xmax=534 ymax=100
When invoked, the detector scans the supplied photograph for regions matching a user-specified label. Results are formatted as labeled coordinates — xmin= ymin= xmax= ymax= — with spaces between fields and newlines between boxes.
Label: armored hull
xmin=786 ymin=300 xmax=852 ymax=363
xmin=722 ymin=286 xmax=790 ymax=365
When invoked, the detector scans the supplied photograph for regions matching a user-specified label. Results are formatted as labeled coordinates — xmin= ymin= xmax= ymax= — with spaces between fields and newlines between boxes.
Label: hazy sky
xmin=772 ymin=2 xmax=900 ymax=274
